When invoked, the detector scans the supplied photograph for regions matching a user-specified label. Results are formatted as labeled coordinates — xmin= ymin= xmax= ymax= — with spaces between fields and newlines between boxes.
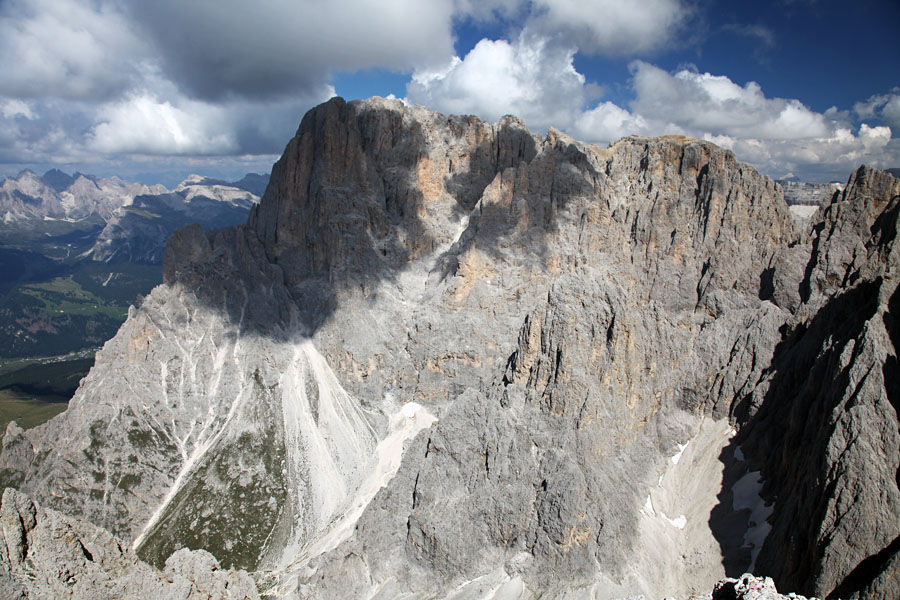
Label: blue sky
xmin=0 ymin=0 xmax=898 ymax=186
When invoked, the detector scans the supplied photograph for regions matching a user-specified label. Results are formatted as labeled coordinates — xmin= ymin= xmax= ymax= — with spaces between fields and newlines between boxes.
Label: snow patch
xmin=661 ymin=513 xmax=687 ymax=529
xmin=631 ymin=417 xmax=737 ymax=599
xmin=671 ymin=441 xmax=688 ymax=465
xmin=450 ymin=214 xmax=469 ymax=247
xmin=399 ymin=401 xmax=422 ymax=419
xmin=789 ymin=204 xmax=819 ymax=221
xmin=643 ymin=494 xmax=686 ymax=528
xmin=732 ymin=470 xmax=773 ymax=573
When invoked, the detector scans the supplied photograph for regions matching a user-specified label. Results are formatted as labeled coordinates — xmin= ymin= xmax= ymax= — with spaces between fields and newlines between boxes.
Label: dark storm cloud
xmin=125 ymin=0 xmax=457 ymax=101
xmin=0 ymin=0 xmax=461 ymax=166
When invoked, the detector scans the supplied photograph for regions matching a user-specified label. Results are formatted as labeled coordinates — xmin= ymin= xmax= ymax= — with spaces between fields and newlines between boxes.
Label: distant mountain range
xmin=89 ymin=174 xmax=260 ymax=264
xmin=0 ymin=169 xmax=265 ymax=260
xmin=0 ymin=169 xmax=268 ymax=360
xmin=0 ymin=170 xmax=159 ymax=230
xmin=775 ymin=179 xmax=844 ymax=206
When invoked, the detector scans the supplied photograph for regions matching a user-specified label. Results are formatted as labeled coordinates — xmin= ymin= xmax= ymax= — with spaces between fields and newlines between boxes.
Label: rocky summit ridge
xmin=1 ymin=96 xmax=898 ymax=599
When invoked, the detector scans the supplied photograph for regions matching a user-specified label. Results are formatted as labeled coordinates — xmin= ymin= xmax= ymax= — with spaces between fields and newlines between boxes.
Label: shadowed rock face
xmin=0 ymin=97 xmax=898 ymax=599
xmin=739 ymin=167 xmax=900 ymax=599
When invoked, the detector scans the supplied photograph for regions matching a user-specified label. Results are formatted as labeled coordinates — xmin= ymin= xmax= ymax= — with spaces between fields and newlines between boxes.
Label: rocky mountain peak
xmin=42 ymin=168 xmax=76 ymax=192
xmin=247 ymin=98 xmax=793 ymax=317
xmin=1 ymin=98 xmax=898 ymax=599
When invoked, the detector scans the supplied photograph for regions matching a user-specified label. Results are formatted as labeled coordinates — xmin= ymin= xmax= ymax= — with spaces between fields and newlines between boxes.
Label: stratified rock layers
xmin=1 ymin=97 xmax=898 ymax=599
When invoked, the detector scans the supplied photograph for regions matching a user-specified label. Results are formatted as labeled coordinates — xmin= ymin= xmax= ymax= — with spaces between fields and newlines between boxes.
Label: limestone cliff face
xmin=249 ymin=97 xmax=795 ymax=417
xmin=741 ymin=167 xmax=900 ymax=599
xmin=257 ymin=100 xmax=800 ymax=600
xmin=0 ymin=97 xmax=897 ymax=600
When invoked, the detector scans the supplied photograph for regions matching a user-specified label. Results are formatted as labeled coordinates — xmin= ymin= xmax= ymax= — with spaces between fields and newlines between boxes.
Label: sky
xmin=0 ymin=0 xmax=898 ymax=187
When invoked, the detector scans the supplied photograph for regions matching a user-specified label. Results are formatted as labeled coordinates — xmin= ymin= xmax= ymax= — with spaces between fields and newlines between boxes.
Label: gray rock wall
xmin=0 ymin=487 xmax=259 ymax=599
xmin=740 ymin=167 xmax=900 ymax=598
xmin=0 ymin=97 xmax=897 ymax=599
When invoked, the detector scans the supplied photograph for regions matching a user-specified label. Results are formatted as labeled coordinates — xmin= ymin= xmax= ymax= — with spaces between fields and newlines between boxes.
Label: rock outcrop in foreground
xmin=0 ymin=97 xmax=898 ymax=599
xmin=0 ymin=487 xmax=258 ymax=599
xmin=704 ymin=574 xmax=814 ymax=600
xmin=0 ymin=484 xmax=809 ymax=600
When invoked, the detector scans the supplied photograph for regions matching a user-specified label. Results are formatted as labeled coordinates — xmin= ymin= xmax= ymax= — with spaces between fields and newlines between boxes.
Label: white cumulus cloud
xmin=126 ymin=0 xmax=458 ymax=101
xmin=530 ymin=0 xmax=691 ymax=54
xmin=0 ymin=0 xmax=458 ymax=164
xmin=625 ymin=61 xmax=833 ymax=140
xmin=407 ymin=32 xmax=597 ymax=132
xmin=0 ymin=0 xmax=895 ymax=184
xmin=855 ymin=89 xmax=900 ymax=131
xmin=85 ymin=79 xmax=336 ymax=158
xmin=407 ymin=34 xmax=896 ymax=181
xmin=574 ymin=62 xmax=895 ymax=180
xmin=90 ymin=95 xmax=237 ymax=156
xmin=2 ymin=100 xmax=34 ymax=120
xmin=574 ymin=102 xmax=653 ymax=140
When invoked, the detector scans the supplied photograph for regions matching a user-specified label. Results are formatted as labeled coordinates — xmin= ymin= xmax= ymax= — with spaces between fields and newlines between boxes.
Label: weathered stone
xmin=737 ymin=167 xmax=900 ymax=599
xmin=709 ymin=573 xmax=813 ymax=600
xmin=0 ymin=487 xmax=258 ymax=599
xmin=0 ymin=97 xmax=897 ymax=600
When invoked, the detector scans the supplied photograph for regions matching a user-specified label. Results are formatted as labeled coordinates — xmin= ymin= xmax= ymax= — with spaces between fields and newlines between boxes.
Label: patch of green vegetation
xmin=0 ymin=388 xmax=68 ymax=438
xmin=0 ymin=209 xmax=162 ymax=360
xmin=84 ymin=420 xmax=107 ymax=461
xmin=0 ymin=356 xmax=93 ymax=396
xmin=127 ymin=428 xmax=155 ymax=448
xmin=123 ymin=206 xmax=161 ymax=219
xmin=0 ymin=306 xmax=125 ymax=358
xmin=19 ymin=275 xmax=128 ymax=318
xmin=0 ymin=468 xmax=24 ymax=490
xmin=137 ymin=382 xmax=288 ymax=571
xmin=119 ymin=473 xmax=142 ymax=491
xmin=25 ymin=275 xmax=90 ymax=295
xmin=0 ymin=348 xmax=96 ymax=377
xmin=71 ymin=262 xmax=160 ymax=305
xmin=0 ymin=356 xmax=92 ymax=440
xmin=0 ymin=247 xmax=67 ymax=294
xmin=0 ymin=259 xmax=160 ymax=360
xmin=32 ymin=449 xmax=49 ymax=469
xmin=0 ymin=217 xmax=104 ymax=258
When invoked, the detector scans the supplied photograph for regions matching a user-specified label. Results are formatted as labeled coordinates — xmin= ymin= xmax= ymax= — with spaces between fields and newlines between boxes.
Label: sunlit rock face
xmin=2 ymin=97 xmax=899 ymax=600
xmin=0 ymin=487 xmax=260 ymax=599
xmin=0 ymin=169 xmax=164 ymax=223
